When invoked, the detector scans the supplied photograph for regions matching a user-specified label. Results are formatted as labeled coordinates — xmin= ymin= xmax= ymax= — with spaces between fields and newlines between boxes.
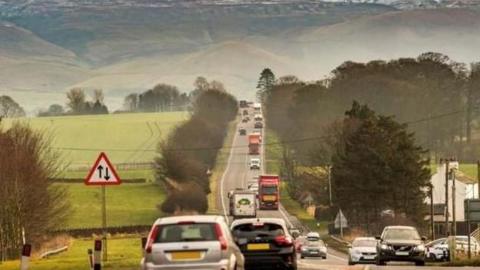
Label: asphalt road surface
xmin=217 ymin=107 xmax=475 ymax=270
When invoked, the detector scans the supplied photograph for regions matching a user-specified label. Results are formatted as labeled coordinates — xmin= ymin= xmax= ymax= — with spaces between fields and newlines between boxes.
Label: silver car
xmin=141 ymin=215 xmax=245 ymax=270
xmin=348 ymin=237 xmax=377 ymax=265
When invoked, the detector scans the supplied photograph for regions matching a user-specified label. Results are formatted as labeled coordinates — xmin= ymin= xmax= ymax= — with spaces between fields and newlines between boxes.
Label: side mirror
xmin=375 ymin=235 xmax=381 ymax=240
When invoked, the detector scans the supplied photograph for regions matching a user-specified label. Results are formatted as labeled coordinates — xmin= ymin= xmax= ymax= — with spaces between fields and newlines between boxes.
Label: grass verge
xmin=1 ymin=237 xmax=143 ymax=270
xmin=208 ymin=119 xmax=238 ymax=214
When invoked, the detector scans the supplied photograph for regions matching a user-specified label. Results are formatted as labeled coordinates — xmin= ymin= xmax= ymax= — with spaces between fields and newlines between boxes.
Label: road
xmin=217 ymin=107 xmax=476 ymax=270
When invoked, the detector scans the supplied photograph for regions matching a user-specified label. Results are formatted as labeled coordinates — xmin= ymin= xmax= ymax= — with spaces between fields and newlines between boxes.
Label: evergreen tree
xmin=256 ymin=68 xmax=275 ymax=102
xmin=331 ymin=101 xmax=430 ymax=229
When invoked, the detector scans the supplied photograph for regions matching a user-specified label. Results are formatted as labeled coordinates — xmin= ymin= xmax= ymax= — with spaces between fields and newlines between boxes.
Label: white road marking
xmin=220 ymin=122 xmax=240 ymax=220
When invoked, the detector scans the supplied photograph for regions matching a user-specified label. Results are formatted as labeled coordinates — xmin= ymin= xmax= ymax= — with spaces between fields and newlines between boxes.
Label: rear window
xmin=232 ymin=223 xmax=284 ymax=239
xmin=155 ymin=223 xmax=217 ymax=243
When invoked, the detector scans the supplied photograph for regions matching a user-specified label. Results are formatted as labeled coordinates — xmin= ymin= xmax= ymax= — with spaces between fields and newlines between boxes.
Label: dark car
xmin=239 ymin=128 xmax=247 ymax=135
xmin=243 ymin=109 xmax=249 ymax=115
xmin=376 ymin=226 xmax=426 ymax=266
xmin=242 ymin=118 xmax=249 ymax=123
xmin=231 ymin=218 xmax=297 ymax=270
xmin=254 ymin=122 xmax=263 ymax=129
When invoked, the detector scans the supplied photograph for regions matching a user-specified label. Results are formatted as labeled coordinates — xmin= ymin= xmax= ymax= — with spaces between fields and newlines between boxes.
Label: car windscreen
xmin=232 ymin=223 xmax=284 ymax=239
xmin=383 ymin=228 xmax=420 ymax=241
xmin=261 ymin=186 xmax=277 ymax=195
xmin=353 ymin=239 xmax=377 ymax=247
xmin=155 ymin=223 xmax=217 ymax=243
xmin=306 ymin=240 xmax=325 ymax=247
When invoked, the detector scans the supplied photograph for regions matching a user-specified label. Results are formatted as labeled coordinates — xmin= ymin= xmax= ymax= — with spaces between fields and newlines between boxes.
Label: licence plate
xmin=309 ymin=251 xmax=318 ymax=254
xmin=247 ymin=243 xmax=270 ymax=250
xmin=395 ymin=251 xmax=409 ymax=256
xmin=364 ymin=255 xmax=375 ymax=260
xmin=170 ymin=251 xmax=202 ymax=261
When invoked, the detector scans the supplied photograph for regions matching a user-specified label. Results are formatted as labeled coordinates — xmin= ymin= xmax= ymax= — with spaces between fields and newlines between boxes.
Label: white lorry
xmin=228 ymin=189 xmax=257 ymax=219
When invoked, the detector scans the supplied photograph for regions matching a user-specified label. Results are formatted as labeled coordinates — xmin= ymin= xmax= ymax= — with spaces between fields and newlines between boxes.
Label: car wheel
xmin=300 ymin=255 xmax=304 ymax=259
xmin=415 ymin=260 xmax=425 ymax=266
xmin=348 ymin=260 xmax=354 ymax=265
xmin=376 ymin=258 xmax=386 ymax=265
xmin=323 ymin=256 xmax=327 ymax=260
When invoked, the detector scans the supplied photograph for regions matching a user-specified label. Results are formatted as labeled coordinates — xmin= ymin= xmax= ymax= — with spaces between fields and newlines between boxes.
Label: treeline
xmin=123 ymin=77 xmax=226 ymax=113
xmin=263 ymin=52 xmax=480 ymax=229
xmin=0 ymin=123 xmax=69 ymax=260
xmin=155 ymin=86 xmax=237 ymax=214
xmin=267 ymin=52 xmax=480 ymax=163
xmin=39 ymin=88 xmax=109 ymax=116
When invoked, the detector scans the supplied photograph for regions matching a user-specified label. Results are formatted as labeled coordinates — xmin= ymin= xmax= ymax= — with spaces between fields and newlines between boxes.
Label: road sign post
xmin=85 ymin=152 xmax=121 ymax=263
xmin=334 ymin=209 xmax=348 ymax=238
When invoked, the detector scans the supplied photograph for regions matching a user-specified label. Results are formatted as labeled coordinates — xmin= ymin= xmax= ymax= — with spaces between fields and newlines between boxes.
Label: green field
xmin=3 ymin=112 xmax=188 ymax=167
xmin=1 ymin=237 xmax=143 ymax=270
xmin=63 ymin=181 xmax=165 ymax=229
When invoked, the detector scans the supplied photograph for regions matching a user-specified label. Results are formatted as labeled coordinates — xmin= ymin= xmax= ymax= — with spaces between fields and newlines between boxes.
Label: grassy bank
xmin=1 ymin=237 xmax=143 ymax=270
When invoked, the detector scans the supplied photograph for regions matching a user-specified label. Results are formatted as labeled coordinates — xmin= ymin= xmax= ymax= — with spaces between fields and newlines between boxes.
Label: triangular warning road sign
xmin=85 ymin=152 xmax=121 ymax=186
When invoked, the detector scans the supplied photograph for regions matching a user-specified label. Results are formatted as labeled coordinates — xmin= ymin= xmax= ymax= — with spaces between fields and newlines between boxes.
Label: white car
xmin=249 ymin=158 xmax=261 ymax=170
xmin=426 ymin=236 xmax=480 ymax=261
xmin=348 ymin=237 xmax=377 ymax=265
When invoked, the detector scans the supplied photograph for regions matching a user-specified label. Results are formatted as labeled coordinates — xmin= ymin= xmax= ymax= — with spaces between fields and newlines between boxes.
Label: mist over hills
xmin=0 ymin=1 xmax=479 ymax=113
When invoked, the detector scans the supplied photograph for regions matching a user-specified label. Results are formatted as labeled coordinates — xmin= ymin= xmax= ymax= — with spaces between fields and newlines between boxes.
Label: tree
xmin=256 ymin=68 xmax=276 ymax=102
xmin=124 ymin=93 xmax=138 ymax=112
xmin=0 ymin=95 xmax=25 ymax=118
xmin=330 ymin=102 xmax=430 ymax=230
xmin=0 ymin=123 xmax=70 ymax=260
xmin=93 ymin=89 xmax=104 ymax=103
xmin=38 ymin=104 xmax=64 ymax=117
xmin=66 ymin=88 xmax=86 ymax=115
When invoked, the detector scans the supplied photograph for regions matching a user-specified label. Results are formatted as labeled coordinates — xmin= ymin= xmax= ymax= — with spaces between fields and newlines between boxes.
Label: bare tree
xmin=0 ymin=123 xmax=70 ymax=260
xmin=0 ymin=95 xmax=25 ymax=118
xmin=66 ymin=88 xmax=86 ymax=114
xmin=93 ymin=89 xmax=104 ymax=103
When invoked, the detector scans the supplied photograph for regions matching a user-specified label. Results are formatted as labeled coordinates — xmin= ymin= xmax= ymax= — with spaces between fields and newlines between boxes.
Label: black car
xmin=231 ymin=218 xmax=297 ymax=270
xmin=376 ymin=226 xmax=426 ymax=266
xmin=254 ymin=121 xmax=263 ymax=129
xmin=239 ymin=128 xmax=247 ymax=135
xmin=242 ymin=118 xmax=249 ymax=123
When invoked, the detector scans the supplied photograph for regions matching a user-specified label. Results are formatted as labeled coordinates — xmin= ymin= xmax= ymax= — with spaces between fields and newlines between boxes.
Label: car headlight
xmin=415 ymin=244 xmax=425 ymax=252
xmin=380 ymin=244 xmax=390 ymax=250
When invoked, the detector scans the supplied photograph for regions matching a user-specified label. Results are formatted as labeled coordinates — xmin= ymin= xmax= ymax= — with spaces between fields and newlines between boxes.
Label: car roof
xmin=153 ymin=215 xmax=225 ymax=225
xmin=230 ymin=218 xmax=287 ymax=228
xmin=383 ymin=226 xmax=416 ymax=230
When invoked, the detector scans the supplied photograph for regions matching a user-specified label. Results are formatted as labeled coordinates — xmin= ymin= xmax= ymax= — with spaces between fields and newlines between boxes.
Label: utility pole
xmin=445 ymin=159 xmax=450 ymax=236
xmin=328 ymin=165 xmax=332 ymax=206
xmin=452 ymin=168 xmax=456 ymax=237
xmin=477 ymin=161 xmax=480 ymax=199
xmin=430 ymin=184 xmax=435 ymax=240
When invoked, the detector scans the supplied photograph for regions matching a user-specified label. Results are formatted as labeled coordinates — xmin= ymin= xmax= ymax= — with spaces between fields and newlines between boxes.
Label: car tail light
xmin=275 ymin=235 xmax=293 ymax=246
xmin=146 ymin=225 xmax=160 ymax=254
xmin=215 ymin=224 xmax=228 ymax=250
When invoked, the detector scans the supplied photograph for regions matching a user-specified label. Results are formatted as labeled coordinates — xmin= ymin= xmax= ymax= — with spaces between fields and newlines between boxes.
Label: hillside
xmin=2 ymin=2 xmax=480 ymax=112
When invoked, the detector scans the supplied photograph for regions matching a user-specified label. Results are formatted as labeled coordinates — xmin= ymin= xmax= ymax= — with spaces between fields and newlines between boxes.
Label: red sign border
xmin=85 ymin=152 xmax=122 ymax=186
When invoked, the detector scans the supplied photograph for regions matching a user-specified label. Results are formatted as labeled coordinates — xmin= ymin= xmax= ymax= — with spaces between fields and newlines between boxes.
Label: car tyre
xmin=348 ymin=260 xmax=354 ymax=265
xmin=376 ymin=258 xmax=386 ymax=265
xmin=300 ymin=255 xmax=304 ymax=259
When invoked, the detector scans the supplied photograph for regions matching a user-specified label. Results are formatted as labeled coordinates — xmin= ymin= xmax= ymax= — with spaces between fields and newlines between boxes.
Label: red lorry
xmin=248 ymin=134 xmax=260 ymax=155
xmin=258 ymin=175 xmax=280 ymax=210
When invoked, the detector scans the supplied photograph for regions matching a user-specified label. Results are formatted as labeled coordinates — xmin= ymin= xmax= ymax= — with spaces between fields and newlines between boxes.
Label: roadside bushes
xmin=156 ymin=88 xmax=238 ymax=214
